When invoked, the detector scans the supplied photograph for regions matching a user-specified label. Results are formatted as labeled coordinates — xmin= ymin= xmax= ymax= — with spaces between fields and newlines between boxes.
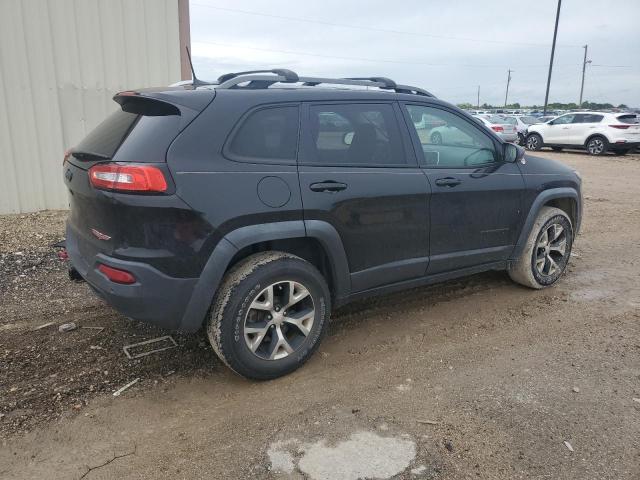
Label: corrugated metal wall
xmin=0 ymin=0 xmax=181 ymax=214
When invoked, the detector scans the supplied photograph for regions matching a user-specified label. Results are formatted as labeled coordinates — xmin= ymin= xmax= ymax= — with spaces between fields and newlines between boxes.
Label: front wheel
xmin=208 ymin=252 xmax=330 ymax=380
xmin=526 ymin=133 xmax=543 ymax=151
xmin=509 ymin=207 xmax=573 ymax=289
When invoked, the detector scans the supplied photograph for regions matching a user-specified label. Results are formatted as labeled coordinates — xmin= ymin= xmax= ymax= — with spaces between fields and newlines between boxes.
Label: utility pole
xmin=504 ymin=69 xmax=512 ymax=107
xmin=543 ymin=0 xmax=562 ymax=115
xmin=477 ymin=85 xmax=480 ymax=109
xmin=579 ymin=44 xmax=591 ymax=107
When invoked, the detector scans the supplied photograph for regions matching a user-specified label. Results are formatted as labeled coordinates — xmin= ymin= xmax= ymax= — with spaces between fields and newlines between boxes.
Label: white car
xmin=526 ymin=112 xmax=640 ymax=155
xmin=471 ymin=115 xmax=518 ymax=143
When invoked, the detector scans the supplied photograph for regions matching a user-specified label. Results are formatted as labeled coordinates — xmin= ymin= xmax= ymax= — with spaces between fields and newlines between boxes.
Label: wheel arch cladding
xmin=178 ymin=220 xmax=351 ymax=331
xmin=511 ymin=188 xmax=580 ymax=260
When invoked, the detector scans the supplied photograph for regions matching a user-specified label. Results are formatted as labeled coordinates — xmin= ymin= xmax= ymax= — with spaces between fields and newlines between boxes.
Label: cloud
xmin=190 ymin=0 xmax=640 ymax=106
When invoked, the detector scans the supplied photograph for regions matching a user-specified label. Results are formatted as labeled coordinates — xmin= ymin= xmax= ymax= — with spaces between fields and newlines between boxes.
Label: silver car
xmin=472 ymin=115 xmax=518 ymax=143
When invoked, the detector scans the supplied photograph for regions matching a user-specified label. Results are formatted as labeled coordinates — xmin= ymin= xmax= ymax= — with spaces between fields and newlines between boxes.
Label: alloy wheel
xmin=243 ymin=281 xmax=315 ymax=360
xmin=587 ymin=138 xmax=604 ymax=155
xmin=534 ymin=223 xmax=567 ymax=277
xmin=526 ymin=136 xmax=539 ymax=150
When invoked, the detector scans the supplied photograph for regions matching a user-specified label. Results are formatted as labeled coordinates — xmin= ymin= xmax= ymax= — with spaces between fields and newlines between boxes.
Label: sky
xmin=189 ymin=0 xmax=640 ymax=107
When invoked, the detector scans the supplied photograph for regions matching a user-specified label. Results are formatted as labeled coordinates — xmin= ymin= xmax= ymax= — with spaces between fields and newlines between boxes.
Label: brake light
xmin=609 ymin=124 xmax=630 ymax=129
xmin=98 ymin=264 xmax=136 ymax=284
xmin=89 ymin=164 xmax=167 ymax=192
xmin=491 ymin=125 xmax=504 ymax=132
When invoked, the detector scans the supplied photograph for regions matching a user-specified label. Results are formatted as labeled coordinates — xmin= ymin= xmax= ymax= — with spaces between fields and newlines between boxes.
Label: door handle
xmin=435 ymin=177 xmax=461 ymax=187
xmin=309 ymin=181 xmax=348 ymax=192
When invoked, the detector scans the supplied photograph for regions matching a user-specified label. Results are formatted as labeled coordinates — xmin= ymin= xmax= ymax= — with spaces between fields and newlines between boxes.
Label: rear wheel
xmin=509 ymin=207 xmax=573 ymax=289
xmin=526 ymin=133 xmax=543 ymax=151
xmin=586 ymin=136 xmax=608 ymax=156
xmin=208 ymin=252 xmax=330 ymax=380
xmin=516 ymin=133 xmax=525 ymax=145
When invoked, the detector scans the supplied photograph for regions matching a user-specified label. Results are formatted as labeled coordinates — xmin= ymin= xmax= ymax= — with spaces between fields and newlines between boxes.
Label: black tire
xmin=516 ymin=133 xmax=525 ymax=146
xmin=431 ymin=132 xmax=443 ymax=144
xmin=526 ymin=133 xmax=543 ymax=151
xmin=207 ymin=251 xmax=330 ymax=380
xmin=509 ymin=207 xmax=573 ymax=289
xmin=586 ymin=135 xmax=609 ymax=156
xmin=551 ymin=146 xmax=563 ymax=152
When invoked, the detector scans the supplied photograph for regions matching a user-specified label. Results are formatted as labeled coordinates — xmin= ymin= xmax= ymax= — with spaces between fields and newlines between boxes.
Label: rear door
xmin=401 ymin=103 xmax=524 ymax=274
xmin=298 ymin=102 xmax=431 ymax=293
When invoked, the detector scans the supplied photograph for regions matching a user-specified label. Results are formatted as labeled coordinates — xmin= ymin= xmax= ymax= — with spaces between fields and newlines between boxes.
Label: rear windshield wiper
xmin=71 ymin=151 xmax=111 ymax=161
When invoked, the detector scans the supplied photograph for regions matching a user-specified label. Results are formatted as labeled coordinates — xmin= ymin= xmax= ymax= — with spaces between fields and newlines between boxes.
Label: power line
xmin=194 ymin=40 xmax=588 ymax=70
xmin=191 ymin=2 xmax=583 ymax=49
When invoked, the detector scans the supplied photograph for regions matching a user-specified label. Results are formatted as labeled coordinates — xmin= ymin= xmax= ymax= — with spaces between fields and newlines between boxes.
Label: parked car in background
xmin=63 ymin=70 xmax=582 ymax=379
xmin=526 ymin=112 xmax=640 ymax=155
xmin=491 ymin=115 xmax=538 ymax=145
xmin=473 ymin=115 xmax=518 ymax=143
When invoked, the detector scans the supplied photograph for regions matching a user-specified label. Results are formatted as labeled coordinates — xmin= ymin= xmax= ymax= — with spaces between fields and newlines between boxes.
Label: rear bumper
xmin=66 ymin=223 xmax=198 ymax=330
xmin=501 ymin=132 xmax=518 ymax=142
xmin=610 ymin=140 xmax=640 ymax=149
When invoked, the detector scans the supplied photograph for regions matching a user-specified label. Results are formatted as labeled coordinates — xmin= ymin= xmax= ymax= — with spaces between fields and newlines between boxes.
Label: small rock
xmin=572 ymin=387 xmax=580 ymax=393
xmin=351 ymin=408 xmax=360 ymax=414
xmin=633 ymin=398 xmax=640 ymax=404
xmin=58 ymin=322 xmax=77 ymax=333
xmin=0 ymin=413 xmax=5 ymax=420
xmin=563 ymin=441 xmax=574 ymax=452
xmin=443 ymin=440 xmax=454 ymax=452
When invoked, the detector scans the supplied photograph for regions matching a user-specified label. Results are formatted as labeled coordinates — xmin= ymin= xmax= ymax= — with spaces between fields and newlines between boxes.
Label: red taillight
xmin=491 ymin=125 xmax=504 ymax=132
xmin=88 ymin=164 xmax=167 ymax=192
xmin=98 ymin=264 xmax=136 ymax=284
xmin=609 ymin=124 xmax=630 ymax=129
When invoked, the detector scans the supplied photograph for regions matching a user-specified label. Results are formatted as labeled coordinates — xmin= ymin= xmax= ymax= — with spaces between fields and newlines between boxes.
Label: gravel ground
xmin=0 ymin=150 xmax=639 ymax=479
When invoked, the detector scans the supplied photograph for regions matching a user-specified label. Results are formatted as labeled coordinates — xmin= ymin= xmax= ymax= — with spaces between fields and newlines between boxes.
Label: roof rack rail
xmin=213 ymin=70 xmax=434 ymax=97
xmin=217 ymin=69 xmax=299 ymax=84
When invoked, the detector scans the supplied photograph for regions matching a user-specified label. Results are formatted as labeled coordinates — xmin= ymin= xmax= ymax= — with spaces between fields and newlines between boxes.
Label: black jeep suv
xmin=63 ymin=70 xmax=582 ymax=379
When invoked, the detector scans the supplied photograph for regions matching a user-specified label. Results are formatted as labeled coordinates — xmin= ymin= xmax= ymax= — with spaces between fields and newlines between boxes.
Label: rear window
xmin=617 ymin=114 xmax=639 ymax=124
xmin=75 ymin=111 xmax=139 ymax=158
xmin=519 ymin=116 xmax=537 ymax=125
xmin=228 ymin=106 xmax=299 ymax=161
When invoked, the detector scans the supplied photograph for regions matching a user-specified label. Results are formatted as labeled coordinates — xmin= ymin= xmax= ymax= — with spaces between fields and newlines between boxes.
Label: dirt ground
xmin=1 ymin=150 xmax=639 ymax=479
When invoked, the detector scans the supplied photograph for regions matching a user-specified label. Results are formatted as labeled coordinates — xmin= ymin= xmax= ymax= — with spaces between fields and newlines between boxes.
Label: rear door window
xmin=304 ymin=103 xmax=405 ymax=166
xmin=580 ymin=114 xmax=604 ymax=123
xmin=227 ymin=105 xmax=299 ymax=162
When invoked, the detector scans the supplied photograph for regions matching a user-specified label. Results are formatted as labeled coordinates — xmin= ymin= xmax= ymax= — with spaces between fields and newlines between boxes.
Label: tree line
xmin=457 ymin=101 xmax=629 ymax=110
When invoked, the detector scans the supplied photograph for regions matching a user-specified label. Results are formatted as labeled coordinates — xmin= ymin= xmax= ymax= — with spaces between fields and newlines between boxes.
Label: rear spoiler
xmin=113 ymin=87 xmax=215 ymax=116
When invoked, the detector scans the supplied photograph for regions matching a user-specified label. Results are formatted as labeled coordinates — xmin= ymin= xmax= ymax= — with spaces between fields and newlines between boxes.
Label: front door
xmin=402 ymin=103 xmax=525 ymax=274
xmin=298 ymin=102 xmax=431 ymax=293
xmin=545 ymin=113 xmax=576 ymax=144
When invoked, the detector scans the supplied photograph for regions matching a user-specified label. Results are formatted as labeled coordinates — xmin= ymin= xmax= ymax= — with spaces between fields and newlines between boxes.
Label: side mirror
xmin=343 ymin=131 xmax=354 ymax=145
xmin=504 ymin=143 xmax=525 ymax=163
